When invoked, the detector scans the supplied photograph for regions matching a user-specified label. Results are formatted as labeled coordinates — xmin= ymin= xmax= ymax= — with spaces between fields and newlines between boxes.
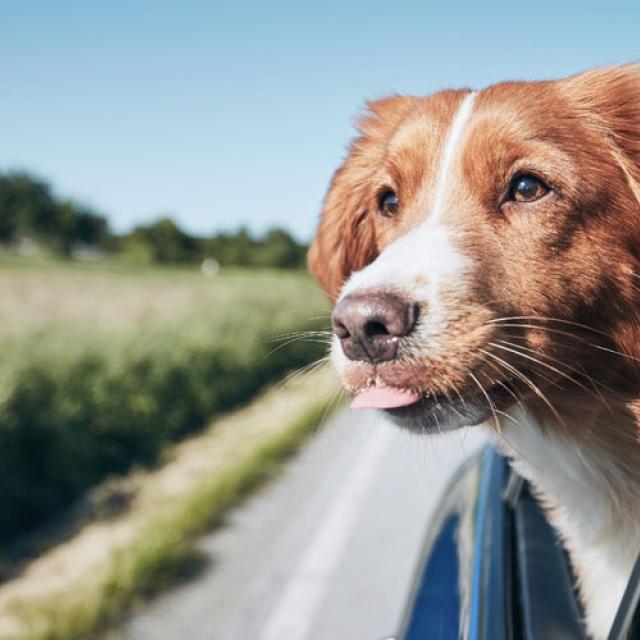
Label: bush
xmin=0 ymin=267 xmax=328 ymax=543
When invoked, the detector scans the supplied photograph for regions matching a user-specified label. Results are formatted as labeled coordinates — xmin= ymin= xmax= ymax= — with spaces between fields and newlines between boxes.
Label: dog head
xmin=309 ymin=65 xmax=640 ymax=433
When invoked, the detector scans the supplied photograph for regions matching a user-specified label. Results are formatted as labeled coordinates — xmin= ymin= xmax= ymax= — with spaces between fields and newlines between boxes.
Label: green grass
xmin=3 ymin=369 xmax=340 ymax=640
xmin=0 ymin=262 xmax=330 ymax=543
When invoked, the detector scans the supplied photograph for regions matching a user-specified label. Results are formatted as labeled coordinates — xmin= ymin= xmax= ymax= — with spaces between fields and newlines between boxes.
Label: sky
xmin=0 ymin=1 xmax=638 ymax=241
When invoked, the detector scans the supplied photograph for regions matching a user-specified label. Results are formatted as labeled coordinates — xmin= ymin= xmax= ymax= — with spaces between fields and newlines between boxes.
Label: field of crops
xmin=0 ymin=260 xmax=330 ymax=543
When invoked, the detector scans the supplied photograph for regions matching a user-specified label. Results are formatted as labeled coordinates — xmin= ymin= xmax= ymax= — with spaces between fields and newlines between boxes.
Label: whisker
xmin=493 ymin=408 xmax=521 ymax=426
xmin=490 ymin=341 xmax=592 ymax=394
xmin=478 ymin=348 xmax=567 ymax=427
xmin=477 ymin=359 xmax=526 ymax=414
xmin=495 ymin=337 xmax=593 ymax=375
xmin=449 ymin=379 xmax=467 ymax=408
xmin=493 ymin=339 xmax=616 ymax=414
xmin=468 ymin=371 xmax=501 ymax=433
xmin=488 ymin=315 xmax=609 ymax=338
xmin=259 ymin=335 xmax=330 ymax=364
xmin=440 ymin=385 xmax=468 ymax=422
xmin=318 ymin=385 xmax=347 ymax=428
xmin=588 ymin=343 xmax=640 ymax=363
xmin=268 ymin=330 xmax=333 ymax=343
xmin=495 ymin=334 xmax=620 ymax=397
xmin=486 ymin=341 xmax=563 ymax=390
xmin=277 ymin=356 xmax=331 ymax=390
xmin=484 ymin=322 xmax=590 ymax=342
xmin=306 ymin=313 xmax=333 ymax=321
xmin=573 ymin=362 xmax=617 ymax=415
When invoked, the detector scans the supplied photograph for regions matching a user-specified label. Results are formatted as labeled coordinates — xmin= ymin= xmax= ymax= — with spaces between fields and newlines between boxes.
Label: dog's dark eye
xmin=509 ymin=174 xmax=548 ymax=203
xmin=378 ymin=190 xmax=398 ymax=217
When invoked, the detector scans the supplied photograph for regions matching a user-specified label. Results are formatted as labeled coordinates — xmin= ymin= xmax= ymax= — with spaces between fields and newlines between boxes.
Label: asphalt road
xmin=115 ymin=408 xmax=485 ymax=640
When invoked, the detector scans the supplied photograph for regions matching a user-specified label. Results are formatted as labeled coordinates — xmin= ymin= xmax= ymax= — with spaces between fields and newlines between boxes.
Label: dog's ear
xmin=307 ymin=158 xmax=377 ymax=302
xmin=308 ymin=96 xmax=418 ymax=301
xmin=563 ymin=66 xmax=640 ymax=361
xmin=563 ymin=64 xmax=640 ymax=200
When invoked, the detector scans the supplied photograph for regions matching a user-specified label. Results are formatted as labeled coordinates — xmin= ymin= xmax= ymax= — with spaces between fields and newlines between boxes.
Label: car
xmin=388 ymin=447 xmax=640 ymax=640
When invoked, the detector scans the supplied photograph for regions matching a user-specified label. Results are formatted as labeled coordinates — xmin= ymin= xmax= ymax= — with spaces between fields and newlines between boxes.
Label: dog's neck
xmin=491 ymin=399 xmax=640 ymax=640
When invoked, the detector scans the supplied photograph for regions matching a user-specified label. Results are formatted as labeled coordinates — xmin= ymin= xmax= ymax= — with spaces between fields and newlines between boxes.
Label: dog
xmin=308 ymin=64 xmax=640 ymax=639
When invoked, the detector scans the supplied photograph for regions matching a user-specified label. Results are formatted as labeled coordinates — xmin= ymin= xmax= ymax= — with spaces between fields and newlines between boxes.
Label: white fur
xmin=430 ymin=92 xmax=477 ymax=223
xmin=494 ymin=408 xmax=640 ymax=639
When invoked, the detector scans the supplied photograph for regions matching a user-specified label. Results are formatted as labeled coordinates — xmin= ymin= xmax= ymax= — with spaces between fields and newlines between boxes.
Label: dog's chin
xmin=381 ymin=382 xmax=515 ymax=434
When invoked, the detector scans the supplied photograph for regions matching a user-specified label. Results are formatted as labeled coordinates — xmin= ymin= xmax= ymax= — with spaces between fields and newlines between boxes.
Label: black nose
xmin=331 ymin=292 xmax=419 ymax=363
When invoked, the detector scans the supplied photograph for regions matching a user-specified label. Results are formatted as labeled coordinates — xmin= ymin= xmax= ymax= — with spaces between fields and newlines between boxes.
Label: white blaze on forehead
xmin=431 ymin=91 xmax=477 ymax=223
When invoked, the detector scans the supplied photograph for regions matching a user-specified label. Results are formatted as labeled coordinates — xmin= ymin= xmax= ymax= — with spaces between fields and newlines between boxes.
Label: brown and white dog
xmin=308 ymin=65 xmax=640 ymax=639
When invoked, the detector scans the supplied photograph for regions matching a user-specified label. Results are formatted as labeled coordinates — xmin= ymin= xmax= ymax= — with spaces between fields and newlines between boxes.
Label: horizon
xmin=1 ymin=1 xmax=638 ymax=241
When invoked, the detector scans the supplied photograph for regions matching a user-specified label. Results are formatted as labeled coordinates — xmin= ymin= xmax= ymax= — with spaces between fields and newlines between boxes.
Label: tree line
xmin=0 ymin=171 xmax=308 ymax=269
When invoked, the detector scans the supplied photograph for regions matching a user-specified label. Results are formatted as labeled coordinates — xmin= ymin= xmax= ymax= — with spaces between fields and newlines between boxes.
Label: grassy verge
xmin=0 ymin=367 xmax=341 ymax=640
xmin=0 ymin=264 xmax=329 ymax=542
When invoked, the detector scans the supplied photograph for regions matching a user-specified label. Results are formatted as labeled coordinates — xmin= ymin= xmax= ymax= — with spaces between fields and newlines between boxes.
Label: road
xmin=114 ymin=408 xmax=485 ymax=640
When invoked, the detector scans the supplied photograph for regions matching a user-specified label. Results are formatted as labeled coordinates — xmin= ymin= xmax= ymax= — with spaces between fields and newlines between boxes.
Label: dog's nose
xmin=331 ymin=293 xmax=419 ymax=362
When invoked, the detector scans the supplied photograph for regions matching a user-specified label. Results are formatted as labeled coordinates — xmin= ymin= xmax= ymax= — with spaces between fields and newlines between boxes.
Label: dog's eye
xmin=509 ymin=174 xmax=548 ymax=203
xmin=378 ymin=190 xmax=398 ymax=217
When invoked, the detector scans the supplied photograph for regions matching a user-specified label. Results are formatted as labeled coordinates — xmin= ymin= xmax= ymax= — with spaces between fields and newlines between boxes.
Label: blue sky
xmin=0 ymin=1 xmax=638 ymax=240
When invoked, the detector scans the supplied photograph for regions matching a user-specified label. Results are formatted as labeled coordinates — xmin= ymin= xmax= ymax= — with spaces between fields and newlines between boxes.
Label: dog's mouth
xmin=351 ymin=374 xmax=523 ymax=434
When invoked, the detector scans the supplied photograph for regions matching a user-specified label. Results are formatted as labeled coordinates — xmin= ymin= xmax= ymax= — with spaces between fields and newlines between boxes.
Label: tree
xmin=0 ymin=172 xmax=112 ymax=254
xmin=201 ymin=227 xmax=307 ymax=269
xmin=254 ymin=228 xmax=306 ymax=268
xmin=125 ymin=217 xmax=201 ymax=264
xmin=56 ymin=200 xmax=111 ymax=255
xmin=0 ymin=172 xmax=58 ymax=242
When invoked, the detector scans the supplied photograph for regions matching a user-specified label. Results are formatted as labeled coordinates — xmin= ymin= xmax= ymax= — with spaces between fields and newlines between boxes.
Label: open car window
xmin=395 ymin=447 xmax=588 ymax=640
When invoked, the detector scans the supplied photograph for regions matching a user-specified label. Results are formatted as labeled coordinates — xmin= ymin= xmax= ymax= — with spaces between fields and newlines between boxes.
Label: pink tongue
xmin=351 ymin=386 xmax=421 ymax=410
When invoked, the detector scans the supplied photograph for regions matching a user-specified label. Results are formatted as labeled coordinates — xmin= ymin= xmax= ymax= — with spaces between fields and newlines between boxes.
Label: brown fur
xmin=309 ymin=65 xmax=640 ymax=637
xmin=309 ymin=64 xmax=640 ymax=470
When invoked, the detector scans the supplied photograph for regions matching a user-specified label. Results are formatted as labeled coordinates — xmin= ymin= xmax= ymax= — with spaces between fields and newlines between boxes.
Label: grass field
xmin=0 ymin=260 xmax=330 ymax=544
